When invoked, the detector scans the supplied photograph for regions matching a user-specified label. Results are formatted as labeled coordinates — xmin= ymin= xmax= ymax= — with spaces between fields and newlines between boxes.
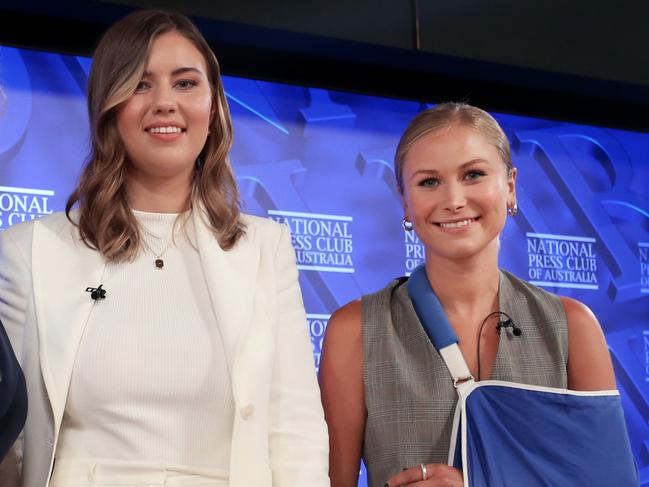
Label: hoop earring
xmin=402 ymin=218 xmax=413 ymax=232
xmin=507 ymin=202 xmax=518 ymax=216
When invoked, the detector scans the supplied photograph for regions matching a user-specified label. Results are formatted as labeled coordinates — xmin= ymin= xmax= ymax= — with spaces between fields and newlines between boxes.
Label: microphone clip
xmin=85 ymin=284 xmax=106 ymax=301
xmin=497 ymin=318 xmax=522 ymax=336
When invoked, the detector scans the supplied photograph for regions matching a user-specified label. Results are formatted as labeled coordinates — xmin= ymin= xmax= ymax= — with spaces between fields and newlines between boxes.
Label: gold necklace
xmin=149 ymin=238 xmax=175 ymax=269
xmin=138 ymin=221 xmax=178 ymax=270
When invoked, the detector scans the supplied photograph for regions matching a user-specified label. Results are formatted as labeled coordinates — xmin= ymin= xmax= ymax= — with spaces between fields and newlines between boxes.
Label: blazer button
xmin=240 ymin=404 xmax=255 ymax=420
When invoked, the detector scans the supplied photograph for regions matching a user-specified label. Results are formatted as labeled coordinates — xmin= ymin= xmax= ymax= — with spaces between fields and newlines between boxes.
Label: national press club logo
xmin=404 ymin=230 xmax=424 ymax=276
xmin=0 ymin=185 xmax=55 ymax=230
xmin=642 ymin=330 xmax=649 ymax=382
xmin=306 ymin=313 xmax=329 ymax=371
xmin=268 ymin=209 xmax=354 ymax=273
xmin=640 ymin=243 xmax=648 ymax=295
xmin=526 ymin=232 xmax=598 ymax=290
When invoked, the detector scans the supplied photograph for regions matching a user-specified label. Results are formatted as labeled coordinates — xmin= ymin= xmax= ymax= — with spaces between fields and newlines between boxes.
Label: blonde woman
xmin=320 ymin=103 xmax=616 ymax=487
xmin=0 ymin=10 xmax=328 ymax=487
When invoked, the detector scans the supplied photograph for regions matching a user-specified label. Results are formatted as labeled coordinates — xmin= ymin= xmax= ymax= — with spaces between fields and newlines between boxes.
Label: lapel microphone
xmin=496 ymin=316 xmax=522 ymax=337
xmin=478 ymin=311 xmax=522 ymax=338
xmin=477 ymin=310 xmax=522 ymax=380
xmin=85 ymin=285 xmax=106 ymax=301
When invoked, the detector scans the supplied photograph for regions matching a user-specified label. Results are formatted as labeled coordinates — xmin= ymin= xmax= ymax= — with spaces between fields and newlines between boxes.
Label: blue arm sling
xmin=407 ymin=264 xmax=638 ymax=487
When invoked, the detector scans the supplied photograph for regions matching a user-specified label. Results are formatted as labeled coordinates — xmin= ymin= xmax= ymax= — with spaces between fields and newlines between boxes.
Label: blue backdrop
xmin=1 ymin=45 xmax=648 ymax=486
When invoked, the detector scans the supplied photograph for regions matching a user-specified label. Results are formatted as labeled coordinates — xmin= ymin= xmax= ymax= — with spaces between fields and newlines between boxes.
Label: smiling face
xmin=116 ymin=30 xmax=213 ymax=194
xmin=401 ymin=123 xmax=516 ymax=263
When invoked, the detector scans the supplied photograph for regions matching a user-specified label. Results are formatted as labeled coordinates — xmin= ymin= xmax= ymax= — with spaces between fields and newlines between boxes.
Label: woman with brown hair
xmin=319 ymin=103 xmax=618 ymax=487
xmin=0 ymin=10 xmax=328 ymax=487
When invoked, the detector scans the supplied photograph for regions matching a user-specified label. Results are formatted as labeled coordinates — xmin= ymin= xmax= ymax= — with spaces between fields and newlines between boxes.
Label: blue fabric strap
xmin=407 ymin=264 xmax=459 ymax=351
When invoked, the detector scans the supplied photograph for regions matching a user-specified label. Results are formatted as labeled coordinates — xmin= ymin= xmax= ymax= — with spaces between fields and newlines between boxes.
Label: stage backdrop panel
xmin=1 ymin=45 xmax=648 ymax=486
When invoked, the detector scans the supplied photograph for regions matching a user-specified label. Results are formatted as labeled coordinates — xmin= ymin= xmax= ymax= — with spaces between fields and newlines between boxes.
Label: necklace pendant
xmin=155 ymin=258 xmax=164 ymax=269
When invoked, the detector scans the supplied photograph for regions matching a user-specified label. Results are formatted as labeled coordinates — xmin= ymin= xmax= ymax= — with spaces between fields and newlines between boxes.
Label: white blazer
xmin=0 ymin=210 xmax=330 ymax=487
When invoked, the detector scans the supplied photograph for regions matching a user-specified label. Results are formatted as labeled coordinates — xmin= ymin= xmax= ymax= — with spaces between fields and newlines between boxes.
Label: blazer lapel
xmin=31 ymin=217 xmax=105 ymax=428
xmin=192 ymin=210 xmax=260 ymax=397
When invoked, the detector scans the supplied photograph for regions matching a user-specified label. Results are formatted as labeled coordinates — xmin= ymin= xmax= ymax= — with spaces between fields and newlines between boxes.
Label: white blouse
xmin=54 ymin=211 xmax=234 ymax=482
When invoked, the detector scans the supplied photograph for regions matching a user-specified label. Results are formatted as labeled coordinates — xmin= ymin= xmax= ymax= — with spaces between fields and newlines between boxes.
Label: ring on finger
xmin=419 ymin=463 xmax=428 ymax=481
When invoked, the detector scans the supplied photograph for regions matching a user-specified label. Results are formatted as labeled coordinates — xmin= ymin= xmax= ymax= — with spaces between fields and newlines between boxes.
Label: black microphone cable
xmin=476 ymin=311 xmax=521 ymax=380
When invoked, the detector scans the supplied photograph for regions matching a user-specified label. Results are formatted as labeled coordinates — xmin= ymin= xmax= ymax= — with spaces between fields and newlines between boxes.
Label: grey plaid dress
xmin=361 ymin=270 xmax=568 ymax=487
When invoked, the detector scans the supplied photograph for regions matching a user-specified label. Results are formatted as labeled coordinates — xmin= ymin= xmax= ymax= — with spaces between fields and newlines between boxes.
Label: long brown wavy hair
xmin=66 ymin=9 xmax=244 ymax=261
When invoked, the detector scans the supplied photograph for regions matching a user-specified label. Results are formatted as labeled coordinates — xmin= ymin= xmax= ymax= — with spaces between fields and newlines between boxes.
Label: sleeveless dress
xmin=361 ymin=270 xmax=568 ymax=487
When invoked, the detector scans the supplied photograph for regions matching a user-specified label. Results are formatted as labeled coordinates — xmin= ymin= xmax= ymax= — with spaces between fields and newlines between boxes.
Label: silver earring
xmin=402 ymin=217 xmax=413 ymax=232
xmin=507 ymin=202 xmax=518 ymax=216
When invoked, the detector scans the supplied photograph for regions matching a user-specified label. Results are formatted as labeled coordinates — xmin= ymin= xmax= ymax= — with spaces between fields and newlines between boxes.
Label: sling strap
xmin=407 ymin=264 xmax=474 ymax=388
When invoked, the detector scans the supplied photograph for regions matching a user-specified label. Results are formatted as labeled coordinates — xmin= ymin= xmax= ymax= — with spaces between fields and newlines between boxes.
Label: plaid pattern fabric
xmin=361 ymin=271 xmax=568 ymax=487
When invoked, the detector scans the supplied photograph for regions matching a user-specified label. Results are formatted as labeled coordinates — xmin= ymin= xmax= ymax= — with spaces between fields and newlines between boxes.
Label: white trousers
xmin=49 ymin=458 xmax=229 ymax=487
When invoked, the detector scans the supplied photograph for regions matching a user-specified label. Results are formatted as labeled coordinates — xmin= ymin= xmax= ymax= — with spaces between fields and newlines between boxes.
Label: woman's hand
xmin=385 ymin=463 xmax=463 ymax=486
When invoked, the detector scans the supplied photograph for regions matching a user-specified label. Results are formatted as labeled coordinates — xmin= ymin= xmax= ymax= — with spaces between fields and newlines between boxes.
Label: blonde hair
xmin=394 ymin=102 xmax=513 ymax=193
xmin=66 ymin=9 xmax=244 ymax=261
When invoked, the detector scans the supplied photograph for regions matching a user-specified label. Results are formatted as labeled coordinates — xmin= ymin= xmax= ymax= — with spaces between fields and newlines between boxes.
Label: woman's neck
xmin=424 ymin=249 xmax=500 ymax=318
xmin=126 ymin=176 xmax=192 ymax=213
